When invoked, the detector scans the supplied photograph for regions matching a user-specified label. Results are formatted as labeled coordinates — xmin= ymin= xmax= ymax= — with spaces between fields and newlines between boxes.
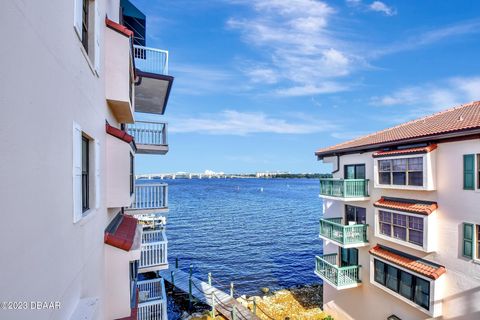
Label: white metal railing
xmin=130 ymin=183 xmax=168 ymax=211
xmin=142 ymin=228 xmax=166 ymax=243
xmin=128 ymin=121 xmax=168 ymax=146
xmin=133 ymin=45 xmax=169 ymax=75
xmin=137 ymin=278 xmax=167 ymax=320
xmin=140 ymin=229 xmax=168 ymax=269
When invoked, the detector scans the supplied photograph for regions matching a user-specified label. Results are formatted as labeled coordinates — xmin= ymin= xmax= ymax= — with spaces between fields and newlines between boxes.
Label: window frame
xmin=375 ymin=209 xmax=428 ymax=251
xmin=462 ymin=222 xmax=480 ymax=261
xmin=377 ymin=156 xmax=424 ymax=187
xmin=374 ymin=153 xmax=435 ymax=190
xmin=345 ymin=205 xmax=367 ymax=225
xmin=130 ymin=152 xmax=134 ymax=196
xmin=81 ymin=0 xmax=89 ymax=53
xmin=371 ymin=257 xmax=433 ymax=313
xmin=82 ymin=135 xmax=90 ymax=213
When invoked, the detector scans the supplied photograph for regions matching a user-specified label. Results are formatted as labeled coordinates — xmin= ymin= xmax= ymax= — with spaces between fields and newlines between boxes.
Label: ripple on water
xmin=139 ymin=178 xmax=324 ymax=298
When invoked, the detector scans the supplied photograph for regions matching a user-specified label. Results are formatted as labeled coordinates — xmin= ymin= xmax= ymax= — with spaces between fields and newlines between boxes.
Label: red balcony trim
xmin=104 ymin=214 xmax=138 ymax=252
xmin=106 ymin=18 xmax=134 ymax=38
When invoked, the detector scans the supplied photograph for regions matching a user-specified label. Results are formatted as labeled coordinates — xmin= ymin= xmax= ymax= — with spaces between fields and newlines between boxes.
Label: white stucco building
xmin=0 ymin=0 xmax=173 ymax=319
xmin=314 ymin=101 xmax=480 ymax=320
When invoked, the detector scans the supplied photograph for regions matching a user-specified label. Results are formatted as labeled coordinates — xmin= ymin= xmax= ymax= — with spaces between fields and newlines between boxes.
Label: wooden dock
xmin=159 ymin=267 xmax=261 ymax=320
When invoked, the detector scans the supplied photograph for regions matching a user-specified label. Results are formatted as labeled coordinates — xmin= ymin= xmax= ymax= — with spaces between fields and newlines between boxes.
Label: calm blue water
xmin=159 ymin=178 xmax=323 ymax=296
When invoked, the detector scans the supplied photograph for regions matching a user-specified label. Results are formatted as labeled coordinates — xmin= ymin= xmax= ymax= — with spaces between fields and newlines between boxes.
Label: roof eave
xmin=315 ymin=127 xmax=480 ymax=159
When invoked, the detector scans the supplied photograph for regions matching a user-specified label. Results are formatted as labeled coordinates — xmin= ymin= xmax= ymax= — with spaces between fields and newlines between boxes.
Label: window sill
xmin=78 ymin=208 xmax=99 ymax=226
xmin=374 ymin=184 xmax=435 ymax=191
xmin=75 ymin=27 xmax=98 ymax=78
xmin=370 ymin=280 xmax=435 ymax=317
xmin=376 ymin=233 xmax=431 ymax=253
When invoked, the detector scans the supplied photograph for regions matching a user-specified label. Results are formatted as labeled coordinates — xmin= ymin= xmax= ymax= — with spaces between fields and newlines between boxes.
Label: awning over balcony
xmin=135 ymin=71 xmax=173 ymax=115
xmin=370 ymin=245 xmax=446 ymax=280
xmin=374 ymin=197 xmax=438 ymax=215
xmin=104 ymin=214 xmax=141 ymax=252
xmin=106 ymin=123 xmax=137 ymax=152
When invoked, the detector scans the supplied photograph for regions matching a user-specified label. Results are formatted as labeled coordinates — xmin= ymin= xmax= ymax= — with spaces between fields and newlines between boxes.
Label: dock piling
xmin=188 ymin=264 xmax=193 ymax=311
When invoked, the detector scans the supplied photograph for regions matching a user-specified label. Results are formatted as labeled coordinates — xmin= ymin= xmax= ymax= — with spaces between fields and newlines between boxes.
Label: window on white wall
xmin=463 ymin=223 xmax=480 ymax=260
xmin=74 ymin=0 xmax=101 ymax=73
xmin=73 ymin=123 xmax=99 ymax=223
xmin=379 ymin=210 xmax=424 ymax=246
xmin=378 ymin=157 xmax=423 ymax=187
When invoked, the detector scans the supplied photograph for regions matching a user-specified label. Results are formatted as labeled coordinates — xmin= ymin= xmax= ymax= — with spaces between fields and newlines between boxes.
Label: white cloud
xmin=275 ymin=82 xmax=348 ymax=97
xmin=371 ymin=76 xmax=480 ymax=112
xmin=171 ymin=64 xmax=248 ymax=95
xmin=369 ymin=1 xmax=396 ymax=16
xmin=169 ymin=110 xmax=338 ymax=135
xmin=226 ymin=0 xmax=357 ymax=96
xmin=373 ymin=19 xmax=480 ymax=57
xmin=245 ymin=67 xmax=279 ymax=84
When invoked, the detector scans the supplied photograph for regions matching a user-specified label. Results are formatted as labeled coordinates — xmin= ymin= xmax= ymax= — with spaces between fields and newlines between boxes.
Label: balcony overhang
xmin=319 ymin=194 xmax=370 ymax=202
xmin=134 ymin=70 xmax=174 ymax=115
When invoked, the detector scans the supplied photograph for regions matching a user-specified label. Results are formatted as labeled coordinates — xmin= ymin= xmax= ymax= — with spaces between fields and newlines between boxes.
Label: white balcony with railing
xmin=134 ymin=45 xmax=169 ymax=75
xmin=133 ymin=45 xmax=173 ymax=115
xmin=126 ymin=182 xmax=168 ymax=215
xmin=139 ymin=228 xmax=168 ymax=272
xmin=128 ymin=121 xmax=168 ymax=154
xmin=137 ymin=278 xmax=168 ymax=320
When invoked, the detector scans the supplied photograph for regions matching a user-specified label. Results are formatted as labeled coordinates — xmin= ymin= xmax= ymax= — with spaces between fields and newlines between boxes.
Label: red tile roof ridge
xmin=106 ymin=123 xmax=135 ymax=144
xmin=373 ymin=144 xmax=437 ymax=157
xmin=104 ymin=215 xmax=138 ymax=251
xmin=369 ymin=245 xmax=446 ymax=280
xmin=105 ymin=17 xmax=134 ymax=37
xmin=315 ymin=100 xmax=480 ymax=156
xmin=374 ymin=197 xmax=438 ymax=215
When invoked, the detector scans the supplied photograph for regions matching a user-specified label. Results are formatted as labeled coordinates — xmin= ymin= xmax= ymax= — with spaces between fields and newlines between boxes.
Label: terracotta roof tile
xmin=374 ymin=197 xmax=438 ymax=215
xmin=370 ymin=245 xmax=446 ymax=280
xmin=105 ymin=18 xmax=134 ymax=37
xmin=373 ymin=144 xmax=437 ymax=158
xmin=104 ymin=215 xmax=138 ymax=251
xmin=106 ymin=123 xmax=135 ymax=144
xmin=316 ymin=101 xmax=480 ymax=157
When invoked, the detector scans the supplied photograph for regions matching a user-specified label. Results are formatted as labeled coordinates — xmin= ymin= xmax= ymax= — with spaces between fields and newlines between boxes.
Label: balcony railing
xmin=320 ymin=218 xmax=368 ymax=247
xmin=140 ymin=228 xmax=168 ymax=269
xmin=315 ymin=254 xmax=361 ymax=289
xmin=319 ymin=178 xmax=369 ymax=199
xmin=130 ymin=183 xmax=168 ymax=212
xmin=128 ymin=121 xmax=168 ymax=147
xmin=134 ymin=45 xmax=169 ymax=75
xmin=137 ymin=278 xmax=168 ymax=320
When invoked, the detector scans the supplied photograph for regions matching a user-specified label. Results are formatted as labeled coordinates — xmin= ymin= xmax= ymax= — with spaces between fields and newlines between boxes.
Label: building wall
xmin=0 ymin=1 xmax=129 ymax=319
xmin=321 ymin=139 xmax=480 ymax=320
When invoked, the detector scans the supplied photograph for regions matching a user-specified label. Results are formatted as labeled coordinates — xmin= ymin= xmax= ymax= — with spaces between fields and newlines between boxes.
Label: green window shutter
xmin=463 ymin=223 xmax=474 ymax=258
xmin=463 ymin=154 xmax=475 ymax=190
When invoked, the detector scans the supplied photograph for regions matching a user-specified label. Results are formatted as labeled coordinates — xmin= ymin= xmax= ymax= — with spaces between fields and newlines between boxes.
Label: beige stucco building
xmin=0 ymin=0 xmax=173 ymax=319
xmin=315 ymin=101 xmax=480 ymax=320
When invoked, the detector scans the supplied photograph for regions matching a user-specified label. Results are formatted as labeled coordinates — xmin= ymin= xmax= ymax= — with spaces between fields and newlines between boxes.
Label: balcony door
xmin=345 ymin=205 xmax=366 ymax=224
xmin=340 ymin=248 xmax=358 ymax=267
xmin=344 ymin=164 xmax=365 ymax=179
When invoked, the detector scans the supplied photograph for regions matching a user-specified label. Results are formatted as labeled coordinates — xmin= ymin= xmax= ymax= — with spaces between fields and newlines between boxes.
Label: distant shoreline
xmin=138 ymin=174 xmax=332 ymax=180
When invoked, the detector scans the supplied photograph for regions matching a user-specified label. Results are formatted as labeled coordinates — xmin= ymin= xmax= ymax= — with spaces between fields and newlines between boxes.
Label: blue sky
xmin=134 ymin=0 xmax=480 ymax=174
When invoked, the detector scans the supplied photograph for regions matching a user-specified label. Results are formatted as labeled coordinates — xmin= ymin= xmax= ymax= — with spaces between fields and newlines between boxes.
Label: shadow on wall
xmin=441 ymin=284 xmax=480 ymax=320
